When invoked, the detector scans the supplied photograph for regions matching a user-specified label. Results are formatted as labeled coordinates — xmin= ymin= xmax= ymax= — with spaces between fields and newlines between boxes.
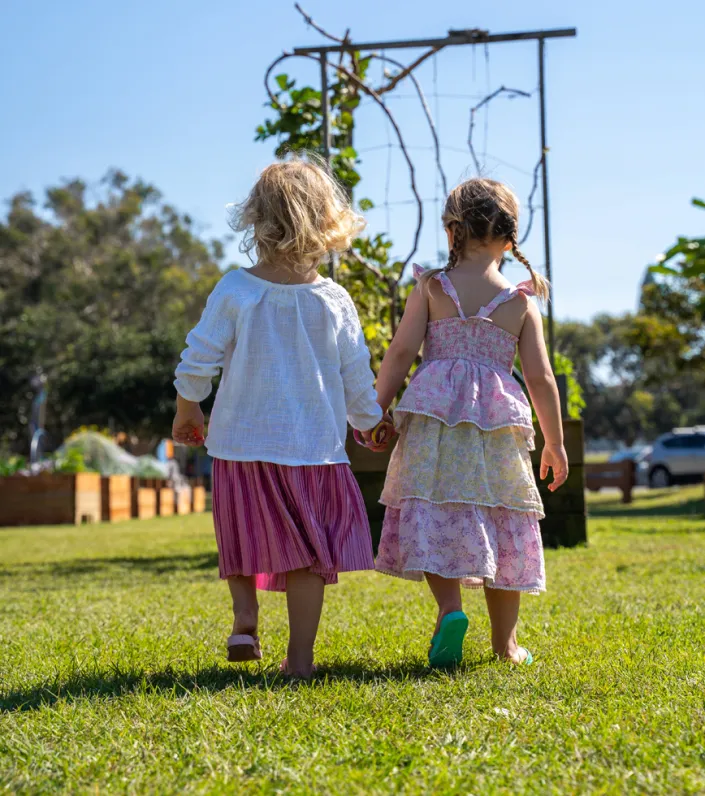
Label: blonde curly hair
xmin=229 ymin=156 xmax=365 ymax=275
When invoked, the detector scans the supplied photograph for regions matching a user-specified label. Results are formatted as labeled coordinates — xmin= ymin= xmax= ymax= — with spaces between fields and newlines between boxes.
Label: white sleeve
xmin=336 ymin=292 xmax=384 ymax=431
xmin=174 ymin=277 xmax=237 ymax=402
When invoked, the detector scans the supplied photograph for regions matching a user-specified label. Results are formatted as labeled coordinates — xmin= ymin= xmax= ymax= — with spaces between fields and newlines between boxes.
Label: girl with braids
xmin=372 ymin=178 xmax=568 ymax=667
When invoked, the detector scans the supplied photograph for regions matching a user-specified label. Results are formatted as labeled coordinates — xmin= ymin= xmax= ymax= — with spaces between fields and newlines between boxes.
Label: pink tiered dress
xmin=376 ymin=266 xmax=546 ymax=593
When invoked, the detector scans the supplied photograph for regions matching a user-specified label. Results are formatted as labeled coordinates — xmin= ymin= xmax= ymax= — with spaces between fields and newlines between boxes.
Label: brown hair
xmin=229 ymin=156 xmax=365 ymax=275
xmin=420 ymin=178 xmax=549 ymax=301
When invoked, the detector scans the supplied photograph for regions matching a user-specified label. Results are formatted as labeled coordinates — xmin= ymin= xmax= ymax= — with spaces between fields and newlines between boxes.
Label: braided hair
xmin=440 ymin=179 xmax=550 ymax=301
xmin=445 ymin=221 xmax=466 ymax=271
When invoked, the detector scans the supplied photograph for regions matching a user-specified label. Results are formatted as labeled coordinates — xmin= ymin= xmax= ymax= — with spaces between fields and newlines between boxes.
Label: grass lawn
xmin=1 ymin=486 xmax=704 ymax=794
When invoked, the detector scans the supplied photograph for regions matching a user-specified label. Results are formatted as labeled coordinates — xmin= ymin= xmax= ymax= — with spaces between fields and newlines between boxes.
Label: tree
xmin=649 ymin=196 xmax=705 ymax=310
xmin=555 ymin=287 xmax=705 ymax=443
xmin=0 ymin=171 xmax=232 ymax=452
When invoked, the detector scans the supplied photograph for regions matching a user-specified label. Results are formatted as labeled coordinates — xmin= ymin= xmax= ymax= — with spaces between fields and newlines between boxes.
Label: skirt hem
xmin=374 ymin=565 xmax=543 ymax=595
xmin=394 ymin=408 xmax=535 ymax=449
xmin=380 ymin=495 xmax=544 ymax=518
xmin=220 ymin=562 xmax=375 ymax=592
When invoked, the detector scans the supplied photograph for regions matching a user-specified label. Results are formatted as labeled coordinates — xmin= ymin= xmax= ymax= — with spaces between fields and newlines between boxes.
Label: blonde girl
xmin=173 ymin=159 xmax=386 ymax=678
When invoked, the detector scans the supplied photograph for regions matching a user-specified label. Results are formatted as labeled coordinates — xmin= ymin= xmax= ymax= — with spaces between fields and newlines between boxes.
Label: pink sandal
xmin=227 ymin=634 xmax=262 ymax=662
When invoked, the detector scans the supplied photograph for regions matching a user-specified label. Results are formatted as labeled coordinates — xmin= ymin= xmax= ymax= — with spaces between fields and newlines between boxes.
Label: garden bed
xmin=0 ymin=472 xmax=101 ymax=527
xmin=100 ymin=475 xmax=131 ymax=523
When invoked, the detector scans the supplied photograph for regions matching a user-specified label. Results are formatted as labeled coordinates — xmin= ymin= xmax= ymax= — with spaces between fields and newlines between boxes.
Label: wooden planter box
xmin=130 ymin=478 xmax=156 ymax=520
xmin=530 ymin=418 xmax=587 ymax=548
xmin=0 ymin=472 xmax=101 ymax=527
xmin=157 ymin=487 xmax=175 ymax=517
xmin=346 ymin=428 xmax=397 ymax=552
xmin=192 ymin=485 xmax=207 ymax=513
xmin=101 ymin=475 xmax=131 ymax=522
xmin=175 ymin=489 xmax=192 ymax=515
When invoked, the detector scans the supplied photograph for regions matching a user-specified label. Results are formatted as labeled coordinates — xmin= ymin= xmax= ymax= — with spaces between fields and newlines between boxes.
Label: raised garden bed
xmin=130 ymin=478 xmax=157 ymax=520
xmin=0 ymin=473 xmax=101 ymax=527
xmin=531 ymin=418 xmax=587 ymax=548
xmin=158 ymin=486 xmax=175 ymax=517
xmin=101 ymin=475 xmax=131 ymax=522
xmin=192 ymin=485 xmax=207 ymax=513
xmin=175 ymin=489 xmax=191 ymax=515
xmin=346 ymin=428 xmax=397 ymax=551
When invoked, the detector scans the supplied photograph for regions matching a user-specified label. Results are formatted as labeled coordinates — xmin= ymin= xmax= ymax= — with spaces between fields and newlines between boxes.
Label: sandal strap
xmin=227 ymin=634 xmax=259 ymax=648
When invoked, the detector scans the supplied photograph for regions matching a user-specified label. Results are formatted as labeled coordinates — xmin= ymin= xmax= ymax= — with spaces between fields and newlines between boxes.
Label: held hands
xmin=540 ymin=443 xmax=569 ymax=492
xmin=172 ymin=398 xmax=205 ymax=447
xmin=355 ymin=414 xmax=396 ymax=453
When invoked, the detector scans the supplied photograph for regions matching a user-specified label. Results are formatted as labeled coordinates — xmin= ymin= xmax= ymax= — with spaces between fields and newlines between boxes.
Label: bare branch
xmin=262 ymin=48 xmax=424 ymax=274
xmin=263 ymin=52 xmax=295 ymax=108
xmin=346 ymin=248 xmax=390 ymax=284
xmin=375 ymin=47 xmax=442 ymax=95
xmin=372 ymin=53 xmax=448 ymax=197
xmin=313 ymin=56 xmax=423 ymax=275
xmin=339 ymin=28 xmax=350 ymax=66
xmin=294 ymin=4 xmax=344 ymax=44
xmin=519 ymin=148 xmax=546 ymax=245
xmin=467 ymin=86 xmax=532 ymax=174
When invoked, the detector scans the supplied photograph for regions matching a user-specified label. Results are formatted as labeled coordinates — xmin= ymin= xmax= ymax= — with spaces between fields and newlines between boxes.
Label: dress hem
xmin=374 ymin=565 xmax=544 ymax=595
xmin=380 ymin=495 xmax=545 ymax=518
xmin=394 ymin=407 xmax=534 ymax=437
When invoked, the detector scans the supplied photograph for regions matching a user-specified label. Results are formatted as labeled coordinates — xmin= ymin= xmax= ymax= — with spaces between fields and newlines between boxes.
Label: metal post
xmin=320 ymin=52 xmax=331 ymax=164
xmin=319 ymin=52 xmax=337 ymax=281
xmin=538 ymin=38 xmax=555 ymax=371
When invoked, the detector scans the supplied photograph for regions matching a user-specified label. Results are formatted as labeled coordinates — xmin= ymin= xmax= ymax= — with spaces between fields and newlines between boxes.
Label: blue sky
xmin=1 ymin=0 xmax=703 ymax=321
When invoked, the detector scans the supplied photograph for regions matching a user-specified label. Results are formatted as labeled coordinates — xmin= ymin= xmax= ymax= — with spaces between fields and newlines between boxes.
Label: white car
xmin=638 ymin=427 xmax=705 ymax=488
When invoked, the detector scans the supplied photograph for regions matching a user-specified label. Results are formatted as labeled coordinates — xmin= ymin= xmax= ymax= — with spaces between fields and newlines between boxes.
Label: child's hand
xmin=540 ymin=444 xmax=569 ymax=491
xmin=358 ymin=414 xmax=396 ymax=452
xmin=173 ymin=398 xmax=205 ymax=447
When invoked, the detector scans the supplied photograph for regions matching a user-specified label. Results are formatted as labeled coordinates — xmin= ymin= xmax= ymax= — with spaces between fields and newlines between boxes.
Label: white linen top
xmin=174 ymin=267 xmax=383 ymax=466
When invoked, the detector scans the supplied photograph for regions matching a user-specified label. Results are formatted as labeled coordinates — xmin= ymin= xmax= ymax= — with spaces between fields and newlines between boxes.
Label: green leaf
xmin=359 ymin=198 xmax=374 ymax=212
xmin=648 ymin=265 xmax=679 ymax=276
xmin=691 ymin=197 xmax=705 ymax=209
xmin=275 ymin=74 xmax=290 ymax=91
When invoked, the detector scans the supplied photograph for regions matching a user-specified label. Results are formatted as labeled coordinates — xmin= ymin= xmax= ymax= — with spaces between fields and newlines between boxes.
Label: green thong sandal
xmin=429 ymin=611 xmax=469 ymax=667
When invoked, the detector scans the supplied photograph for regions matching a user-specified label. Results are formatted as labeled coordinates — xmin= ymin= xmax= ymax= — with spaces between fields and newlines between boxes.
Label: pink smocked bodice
xmin=423 ymin=316 xmax=519 ymax=371
xmin=394 ymin=266 xmax=536 ymax=443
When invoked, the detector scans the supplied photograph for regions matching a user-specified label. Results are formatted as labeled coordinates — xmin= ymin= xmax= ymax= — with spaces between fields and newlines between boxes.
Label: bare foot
xmin=495 ymin=646 xmax=530 ymax=665
xmin=279 ymin=657 xmax=316 ymax=679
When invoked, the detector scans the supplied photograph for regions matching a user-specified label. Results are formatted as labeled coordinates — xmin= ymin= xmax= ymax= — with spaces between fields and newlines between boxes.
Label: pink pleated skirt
xmin=212 ymin=459 xmax=375 ymax=592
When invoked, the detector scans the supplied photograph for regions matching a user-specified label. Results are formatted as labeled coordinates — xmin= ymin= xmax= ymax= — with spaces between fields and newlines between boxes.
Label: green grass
xmin=1 ymin=487 xmax=704 ymax=794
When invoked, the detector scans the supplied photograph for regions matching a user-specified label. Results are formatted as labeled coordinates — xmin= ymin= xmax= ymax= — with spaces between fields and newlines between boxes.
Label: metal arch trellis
xmin=274 ymin=14 xmax=576 ymax=368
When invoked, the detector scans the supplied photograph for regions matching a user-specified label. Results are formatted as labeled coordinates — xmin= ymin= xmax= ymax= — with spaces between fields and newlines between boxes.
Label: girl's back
xmin=176 ymin=266 xmax=378 ymax=465
xmin=372 ymin=177 xmax=568 ymax=668
xmin=172 ymin=159 xmax=385 ymax=678
xmin=426 ymin=268 xmax=529 ymax=339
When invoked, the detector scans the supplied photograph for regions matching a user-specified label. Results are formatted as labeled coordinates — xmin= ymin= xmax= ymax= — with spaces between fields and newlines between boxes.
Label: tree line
xmin=0 ymin=172 xmax=702 ymax=453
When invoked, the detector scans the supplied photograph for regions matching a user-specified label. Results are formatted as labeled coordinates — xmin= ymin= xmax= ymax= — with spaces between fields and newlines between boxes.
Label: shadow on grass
xmin=0 ymin=552 xmax=220 ymax=579
xmin=588 ymin=495 xmax=704 ymax=520
xmin=0 ymin=657 xmax=493 ymax=713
